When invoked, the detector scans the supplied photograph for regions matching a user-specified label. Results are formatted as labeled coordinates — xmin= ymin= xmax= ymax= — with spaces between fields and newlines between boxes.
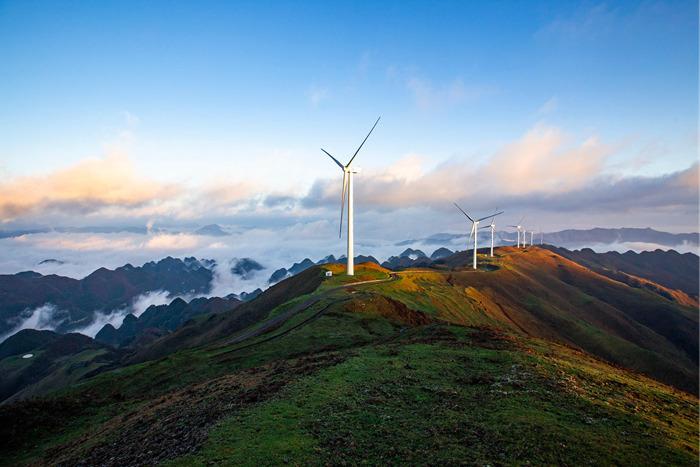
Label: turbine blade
xmin=477 ymin=211 xmax=504 ymax=222
xmin=321 ymin=148 xmax=344 ymax=169
xmin=339 ymin=171 xmax=348 ymax=238
xmin=468 ymin=224 xmax=474 ymax=243
xmin=453 ymin=202 xmax=474 ymax=221
xmin=347 ymin=116 xmax=381 ymax=167
xmin=518 ymin=215 xmax=526 ymax=225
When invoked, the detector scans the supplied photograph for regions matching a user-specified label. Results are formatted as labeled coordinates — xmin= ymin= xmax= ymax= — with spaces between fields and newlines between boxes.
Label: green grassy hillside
xmin=0 ymin=248 xmax=697 ymax=465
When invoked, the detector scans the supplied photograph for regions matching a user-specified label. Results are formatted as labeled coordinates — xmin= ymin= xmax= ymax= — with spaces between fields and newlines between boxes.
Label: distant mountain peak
xmin=194 ymin=224 xmax=229 ymax=236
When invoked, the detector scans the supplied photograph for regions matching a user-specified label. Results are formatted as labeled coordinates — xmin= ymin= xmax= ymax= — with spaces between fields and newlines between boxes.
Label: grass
xmin=168 ymin=326 xmax=698 ymax=466
xmin=2 ymin=248 xmax=698 ymax=465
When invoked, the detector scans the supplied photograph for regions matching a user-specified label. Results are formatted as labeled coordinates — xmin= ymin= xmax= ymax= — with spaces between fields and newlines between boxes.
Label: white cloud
xmin=0 ymin=304 xmax=61 ymax=342
xmin=307 ymin=85 xmax=329 ymax=106
xmin=537 ymin=97 xmax=559 ymax=115
xmin=405 ymin=76 xmax=493 ymax=110
xmin=0 ymin=152 xmax=180 ymax=222
xmin=145 ymin=233 xmax=201 ymax=250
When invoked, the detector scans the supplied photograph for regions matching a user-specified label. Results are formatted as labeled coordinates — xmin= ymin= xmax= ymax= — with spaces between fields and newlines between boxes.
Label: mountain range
xmin=0 ymin=244 xmax=697 ymax=465
xmin=398 ymin=227 xmax=699 ymax=248
xmin=0 ymin=256 xmax=264 ymax=337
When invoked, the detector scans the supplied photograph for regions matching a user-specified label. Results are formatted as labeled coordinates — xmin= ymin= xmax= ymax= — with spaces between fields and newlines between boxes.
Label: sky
xmin=0 ymin=0 xmax=698 ymax=277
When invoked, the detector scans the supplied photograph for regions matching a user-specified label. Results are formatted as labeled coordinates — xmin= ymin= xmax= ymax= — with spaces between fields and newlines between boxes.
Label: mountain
xmin=543 ymin=227 xmax=699 ymax=247
xmin=0 ymin=329 xmax=120 ymax=404
xmin=382 ymin=248 xmax=431 ymax=269
xmin=399 ymin=227 xmax=699 ymax=249
xmin=542 ymin=246 xmax=699 ymax=298
xmin=109 ymin=247 xmax=700 ymax=392
xmin=430 ymin=247 xmax=454 ymax=259
xmin=95 ymin=296 xmax=242 ymax=348
xmin=0 ymin=256 xmax=267 ymax=337
xmin=1 ymin=248 xmax=697 ymax=465
xmin=230 ymin=258 xmax=264 ymax=279
xmin=267 ymin=267 xmax=290 ymax=284
xmin=315 ymin=254 xmax=337 ymax=265
xmin=267 ymin=258 xmax=315 ymax=284
xmin=0 ymin=257 xmax=214 ymax=336
xmin=194 ymin=224 xmax=229 ymax=236
xmin=399 ymin=247 xmax=427 ymax=259
xmin=38 ymin=259 xmax=65 ymax=265
xmin=338 ymin=254 xmax=381 ymax=265
xmin=0 ymin=329 xmax=59 ymax=360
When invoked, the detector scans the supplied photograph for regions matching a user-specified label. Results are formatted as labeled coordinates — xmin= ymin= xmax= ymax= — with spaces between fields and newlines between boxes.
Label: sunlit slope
xmin=356 ymin=247 xmax=698 ymax=393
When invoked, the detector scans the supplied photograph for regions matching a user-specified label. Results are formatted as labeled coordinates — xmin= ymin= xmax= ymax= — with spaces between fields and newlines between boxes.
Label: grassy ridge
xmin=357 ymin=248 xmax=698 ymax=393
xmin=1 ymin=254 xmax=697 ymax=465
xmin=169 ymin=326 xmax=697 ymax=466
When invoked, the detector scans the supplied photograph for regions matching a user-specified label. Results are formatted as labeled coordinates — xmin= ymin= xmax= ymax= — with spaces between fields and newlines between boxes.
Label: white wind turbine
xmin=454 ymin=203 xmax=503 ymax=270
xmin=479 ymin=209 xmax=504 ymax=257
xmin=508 ymin=216 xmax=526 ymax=248
xmin=321 ymin=117 xmax=381 ymax=276
xmin=529 ymin=230 xmax=535 ymax=246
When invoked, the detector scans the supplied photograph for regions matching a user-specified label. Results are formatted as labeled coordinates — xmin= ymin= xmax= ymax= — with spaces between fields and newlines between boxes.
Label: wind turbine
xmin=454 ymin=203 xmax=503 ymax=269
xmin=508 ymin=216 xmax=525 ymax=248
xmin=529 ymin=230 xmax=535 ymax=246
xmin=480 ymin=210 xmax=504 ymax=257
xmin=321 ymin=117 xmax=380 ymax=276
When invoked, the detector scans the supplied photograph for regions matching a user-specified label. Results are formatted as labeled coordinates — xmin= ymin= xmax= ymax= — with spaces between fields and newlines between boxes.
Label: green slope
xmin=0 ymin=249 xmax=697 ymax=465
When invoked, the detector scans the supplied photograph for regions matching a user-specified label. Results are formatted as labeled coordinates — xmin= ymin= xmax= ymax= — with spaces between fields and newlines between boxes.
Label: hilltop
xmin=0 ymin=246 xmax=697 ymax=465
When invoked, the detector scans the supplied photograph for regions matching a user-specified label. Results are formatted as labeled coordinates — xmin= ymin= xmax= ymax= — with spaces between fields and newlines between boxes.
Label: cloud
xmin=405 ymin=77 xmax=491 ymax=110
xmin=15 ymin=234 xmax=141 ymax=251
xmin=537 ymin=97 xmax=558 ymax=116
xmin=537 ymin=3 xmax=617 ymax=40
xmin=0 ymin=304 xmax=62 ymax=342
xmin=307 ymin=85 xmax=329 ymax=106
xmin=0 ymin=153 xmax=180 ymax=222
xmin=304 ymin=124 xmax=613 ymax=209
xmin=122 ymin=111 xmax=140 ymax=126
xmin=145 ymin=233 xmax=201 ymax=250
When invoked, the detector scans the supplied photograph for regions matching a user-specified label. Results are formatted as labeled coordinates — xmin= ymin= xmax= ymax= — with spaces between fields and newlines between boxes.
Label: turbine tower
xmin=508 ymin=216 xmax=525 ymax=248
xmin=321 ymin=117 xmax=380 ymax=276
xmin=454 ymin=203 xmax=503 ymax=270
xmin=480 ymin=210 xmax=504 ymax=257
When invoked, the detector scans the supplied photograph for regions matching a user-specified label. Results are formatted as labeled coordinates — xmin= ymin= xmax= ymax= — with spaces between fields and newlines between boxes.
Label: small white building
xmin=325 ymin=270 xmax=333 ymax=278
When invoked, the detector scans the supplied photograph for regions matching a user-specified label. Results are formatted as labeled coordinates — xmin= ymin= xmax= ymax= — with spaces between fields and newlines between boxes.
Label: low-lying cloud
xmin=0 ymin=304 xmax=62 ymax=342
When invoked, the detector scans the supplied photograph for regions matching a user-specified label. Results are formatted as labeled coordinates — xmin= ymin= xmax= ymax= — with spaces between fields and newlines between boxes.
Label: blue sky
xmin=0 ymin=1 xmax=697 ymax=241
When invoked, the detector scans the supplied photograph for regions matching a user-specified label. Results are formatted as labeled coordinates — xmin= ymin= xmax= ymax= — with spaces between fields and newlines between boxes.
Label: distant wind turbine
xmin=454 ymin=203 xmax=503 ymax=269
xmin=321 ymin=117 xmax=381 ymax=276
xmin=480 ymin=209 xmax=504 ymax=257
xmin=508 ymin=216 xmax=526 ymax=248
